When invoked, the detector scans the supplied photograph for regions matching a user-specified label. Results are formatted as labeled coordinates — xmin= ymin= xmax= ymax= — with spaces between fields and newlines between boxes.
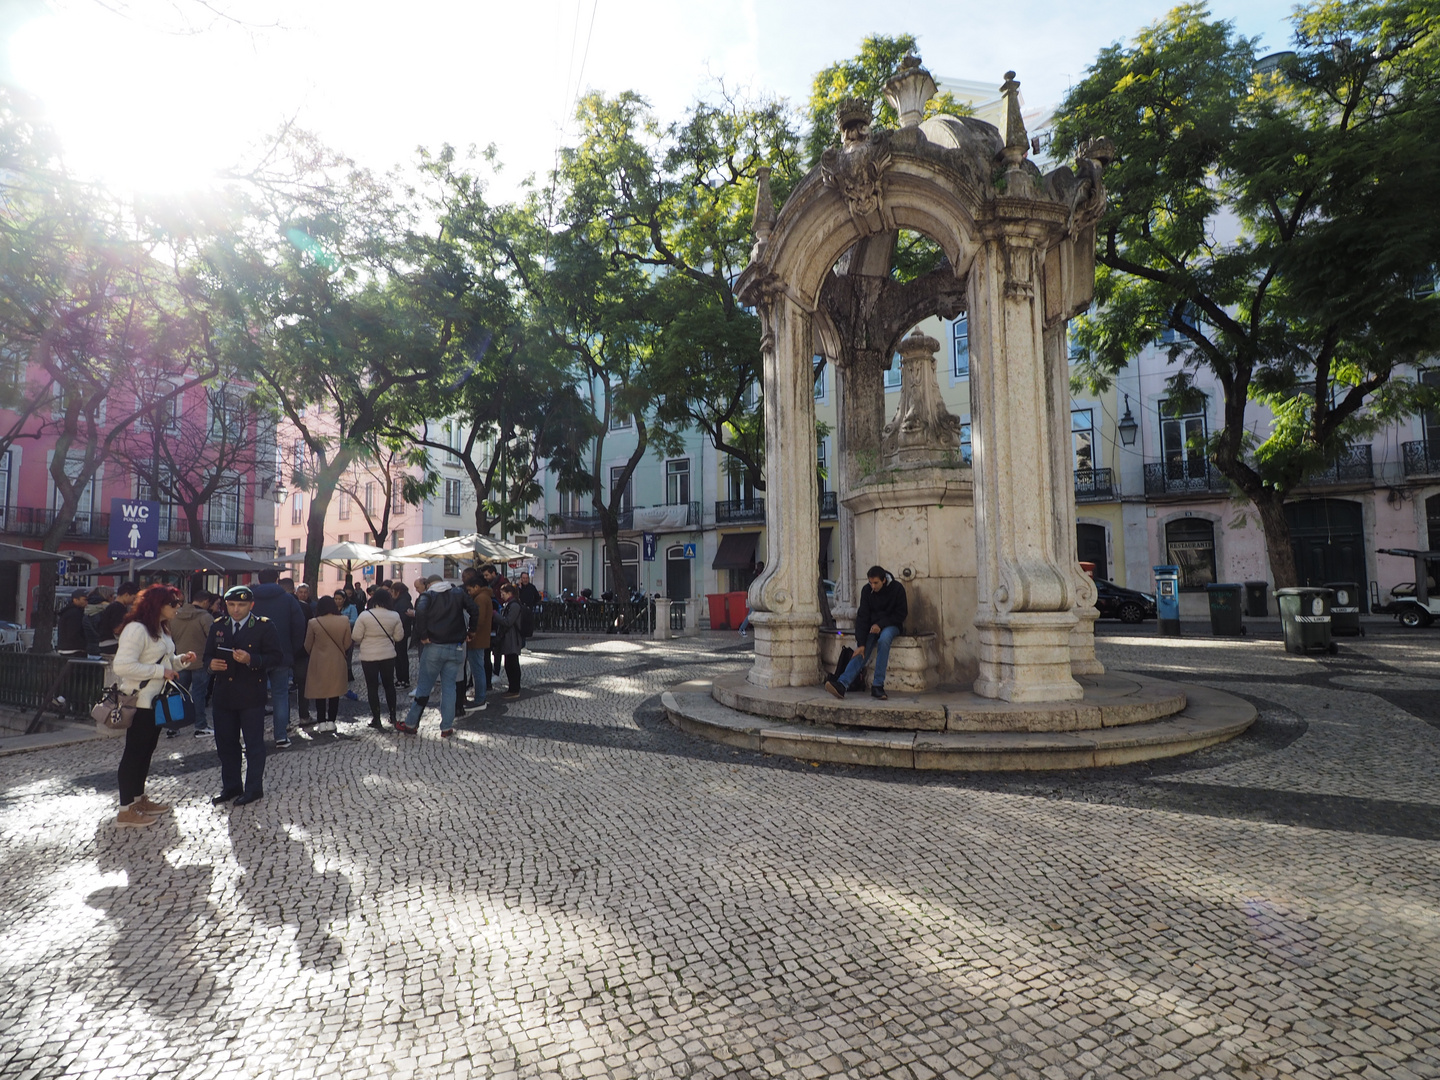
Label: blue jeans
xmin=839 ymin=625 xmax=901 ymax=689
xmin=269 ymin=666 xmax=292 ymax=741
xmin=176 ymin=667 xmax=211 ymax=729
xmin=405 ymin=641 xmax=465 ymax=732
xmin=466 ymin=649 xmax=487 ymax=706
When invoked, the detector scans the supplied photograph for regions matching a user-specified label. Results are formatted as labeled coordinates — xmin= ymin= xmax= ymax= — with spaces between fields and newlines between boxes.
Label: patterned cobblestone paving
xmin=2 ymin=630 xmax=1437 ymax=1079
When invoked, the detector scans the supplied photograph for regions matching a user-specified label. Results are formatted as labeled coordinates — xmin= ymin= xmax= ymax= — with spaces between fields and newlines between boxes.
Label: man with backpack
xmin=397 ymin=575 xmax=478 ymax=737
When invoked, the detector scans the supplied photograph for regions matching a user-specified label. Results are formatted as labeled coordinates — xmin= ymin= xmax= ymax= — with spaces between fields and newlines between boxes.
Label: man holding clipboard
xmin=204 ymin=585 xmax=283 ymax=807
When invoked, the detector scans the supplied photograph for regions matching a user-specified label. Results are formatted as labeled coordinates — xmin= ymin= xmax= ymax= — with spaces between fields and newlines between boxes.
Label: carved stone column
xmin=968 ymin=226 xmax=1083 ymax=702
xmin=1044 ymin=323 xmax=1104 ymax=675
xmin=747 ymin=287 xmax=823 ymax=688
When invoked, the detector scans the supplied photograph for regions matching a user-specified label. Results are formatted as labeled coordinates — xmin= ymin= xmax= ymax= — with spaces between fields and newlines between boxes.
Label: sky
xmin=4 ymin=0 xmax=1301 ymax=200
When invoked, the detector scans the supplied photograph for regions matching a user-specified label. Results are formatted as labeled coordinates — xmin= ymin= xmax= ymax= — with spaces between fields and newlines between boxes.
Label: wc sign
xmin=108 ymin=499 xmax=161 ymax=559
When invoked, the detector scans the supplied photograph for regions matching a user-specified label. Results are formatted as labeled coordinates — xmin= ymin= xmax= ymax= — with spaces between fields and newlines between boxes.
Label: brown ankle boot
xmin=116 ymin=805 xmax=156 ymax=828
xmin=132 ymin=794 xmax=170 ymax=814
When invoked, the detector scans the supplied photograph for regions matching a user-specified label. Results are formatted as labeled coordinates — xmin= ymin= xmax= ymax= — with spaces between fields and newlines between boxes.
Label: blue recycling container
xmin=1153 ymin=565 xmax=1181 ymax=637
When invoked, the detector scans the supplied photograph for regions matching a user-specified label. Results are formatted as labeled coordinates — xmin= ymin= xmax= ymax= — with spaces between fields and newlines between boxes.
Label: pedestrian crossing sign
xmin=683 ymin=543 xmax=697 ymax=559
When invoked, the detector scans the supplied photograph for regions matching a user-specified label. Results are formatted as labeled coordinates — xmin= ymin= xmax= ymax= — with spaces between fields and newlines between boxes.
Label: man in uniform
xmin=205 ymin=585 xmax=283 ymax=807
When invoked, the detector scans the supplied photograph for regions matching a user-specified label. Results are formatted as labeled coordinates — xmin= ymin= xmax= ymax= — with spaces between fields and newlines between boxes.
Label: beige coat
xmin=303 ymin=614 xmax=352 ymax=700
xmin=351 ymin=606 xmax=404 ymax=661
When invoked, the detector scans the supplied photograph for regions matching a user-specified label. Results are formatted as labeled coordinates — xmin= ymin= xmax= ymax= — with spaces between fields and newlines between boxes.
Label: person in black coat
xmin=205 ymin=585 xmax=284 ymax=806
xmin=825 ymin=565 xmax=908 ymax=701
xmin=56 ymin=589 xmax=90 ymax=656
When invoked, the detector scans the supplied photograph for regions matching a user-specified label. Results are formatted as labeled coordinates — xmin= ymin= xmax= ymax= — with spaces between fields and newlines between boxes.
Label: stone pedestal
xmin=651 ymin=598 xmax=672 ymax=641
xmin=820 ymin=630 xmax=939 ymax=692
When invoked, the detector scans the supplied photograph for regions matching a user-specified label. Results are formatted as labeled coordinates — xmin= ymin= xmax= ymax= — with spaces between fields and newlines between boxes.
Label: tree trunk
xmin=182 ymin=506 xmax=206 ymax=549
xmin=303 ymin=450 xmax=355 ymax=588
xmin=1252 ymin=489 xmax=1299 ymax=590
xmin=29 ymin=559 xmax=59 ymax=654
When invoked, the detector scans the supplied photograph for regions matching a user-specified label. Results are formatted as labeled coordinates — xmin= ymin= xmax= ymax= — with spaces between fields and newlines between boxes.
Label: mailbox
xmin=1153 ymin=565 xmax=1182 ymax=637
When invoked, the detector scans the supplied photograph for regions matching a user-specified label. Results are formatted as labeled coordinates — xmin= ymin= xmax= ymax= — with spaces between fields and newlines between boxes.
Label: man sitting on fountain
xmin=826 ymin=566 xmax=908 ymax=701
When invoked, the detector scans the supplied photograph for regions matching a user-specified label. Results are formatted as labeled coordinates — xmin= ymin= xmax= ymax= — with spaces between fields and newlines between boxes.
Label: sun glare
xmin=9 ymin=9 xmax=281 ymax=197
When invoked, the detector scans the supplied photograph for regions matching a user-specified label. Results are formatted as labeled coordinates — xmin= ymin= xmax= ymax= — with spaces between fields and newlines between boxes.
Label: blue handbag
xmin=154 ymin=681 xmax=196 ymax=728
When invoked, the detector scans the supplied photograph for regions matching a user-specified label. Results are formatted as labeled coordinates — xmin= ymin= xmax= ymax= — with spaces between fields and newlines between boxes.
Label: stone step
xmin=663 ymin=680 xmax=1256 ymax=771
xmin=709 ymin=670 xmax=1187 ymax=733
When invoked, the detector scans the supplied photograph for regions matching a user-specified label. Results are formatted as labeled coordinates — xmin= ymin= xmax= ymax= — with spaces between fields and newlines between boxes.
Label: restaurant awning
xmin=712 ymin=532 xmax=759 ymax=570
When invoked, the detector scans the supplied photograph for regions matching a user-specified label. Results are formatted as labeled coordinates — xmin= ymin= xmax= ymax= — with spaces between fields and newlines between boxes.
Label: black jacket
xmin=413 ymin=583 xmax=478 ymax=645
xmin=517 ymin=582 xmax=541 ymax=607
xmin=96 ymin=600 xmax=129 ymax=655
xmin=854 ymin=577 xmax=907 ymax=640
xmin=249 ymin=583 xmax=308 ymax=666
xmin=203 ymin=614 xmax=284 ymax=711
xmin=57 ymin=604 xmax=88 ymax=653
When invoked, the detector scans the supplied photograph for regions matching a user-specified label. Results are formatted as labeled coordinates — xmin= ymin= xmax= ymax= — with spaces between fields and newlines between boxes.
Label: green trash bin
xmin=1275 ymin=587 xmax=1337 ymax=655
xmin=1205 ymin=583 xmax=1245 ymax=636
xmin=1244 ymin=581 xmax=1270 ymax=618
xmin=1323 ymin=581 xmax=1363 ymax=636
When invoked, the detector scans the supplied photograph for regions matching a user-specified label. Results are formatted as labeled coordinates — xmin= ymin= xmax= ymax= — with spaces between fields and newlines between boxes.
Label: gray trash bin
xmin=1275 ymin=587 xmax=1337 ymax=655
xmin=1323 ymin=581 xmax=1363 ymax=636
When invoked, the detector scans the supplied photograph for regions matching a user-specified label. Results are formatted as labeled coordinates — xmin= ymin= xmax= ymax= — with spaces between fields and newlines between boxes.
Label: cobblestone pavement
xmin=2 ymin=629 xmax=1438 ymax=1080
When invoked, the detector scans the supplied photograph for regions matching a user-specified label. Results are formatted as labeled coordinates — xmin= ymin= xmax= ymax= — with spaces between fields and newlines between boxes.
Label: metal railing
xmin=533 ymin=599 xmax=653 ymax=634
xmin=158 ymin=518 xmax=256 ymax=548
xmin=715 ymin=498 xmax=765 ymax=523
xmin=819 ymin=491 xmax=838 ymax=518
xmin=669 ymin=600 xmax=688 ymax=631
xmin=0 ymin=506 xmax=112 ymax=540
xmin=1304 ymin=444 xmax=1373 ymax=485
xmin=1143 ymin=462 xmax=1232 ymax=496
xmin=1403 ymin=440 xmax=1440 ymax=477
xmin=553 ymin=509 xmax=634 ymax=535
xmin=1074 ymin=468 xmax=1116 ymax=502
xmin=0 ymin=654 xmax=107 ymax=727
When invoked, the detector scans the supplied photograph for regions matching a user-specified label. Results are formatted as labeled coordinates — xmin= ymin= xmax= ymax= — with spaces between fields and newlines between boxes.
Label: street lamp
xmin=1117 ymin=394 xmax=1139 ymax=447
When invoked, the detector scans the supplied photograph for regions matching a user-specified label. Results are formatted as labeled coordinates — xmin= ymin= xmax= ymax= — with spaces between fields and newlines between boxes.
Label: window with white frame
xmin=137 ymin=384 xmax=181 ymax=432
xmin=817 ymin=437 xmax=829 ymax=492
xmin=364 ymin=481 xmax=376 ymax=516
xmin=560 ymin=551 xmax=580 ymax=596
xmin=609 ymin=466 xmax=633 ymax=511
xmin=0 ymin=451 xmax=11 ymax=528
xmin=960 ymin=423 xmax=972 ymax=465
xmin=952 ymin=316 xmax=969 ymax=379
xmin=52 ymin=453 xmax=95 ymax=524
xmin=292 ymin=439 xmax=306 ymax=477
xmin=603 ymin=541 xmax=640 ymax=594
xmin=444 ymin=420 xmax=462 ymax=464
xmin=291 ymin=491 xmax=305 ymax=526
xmin=337 ymin=490 xmax=351 ymax=519
xmin=444 ymin=478 xmax=462 ymax=515
xmin=1071 ymin=408 xmax=1095 ymax=472
xmin=1160 ymin=401 xmax=1208 ymax=480
xmin=134 ymin=469 xmax=176 ymax=541
xmin=208 ymin=478 xmax=242 ymax=545
xmin=1421 ymin=368 xmax=1440 ymax=449
xmin=209 ymin=388 xmax=245 ymax=440
xmin=813 ymin=357 xmax=827 ymax=400
xmin=665 ymin=459 xmax=690 ymax=505
xmin=609 ymin=408 xmax=632 ymax=431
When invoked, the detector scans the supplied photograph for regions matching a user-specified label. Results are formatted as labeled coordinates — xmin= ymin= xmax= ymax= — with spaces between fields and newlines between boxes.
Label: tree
xmin=1054 ymin=1 xmax=1440 ymax=587
xmin=197 ymin=132 xmax=448 ymax=589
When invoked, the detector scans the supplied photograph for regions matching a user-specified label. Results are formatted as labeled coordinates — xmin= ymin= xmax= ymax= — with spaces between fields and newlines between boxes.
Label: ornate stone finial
xmin=750 ymin=165 xmax=776 ymax=261
xmin=836 ymin=97 xmax=873 ymax=142
xmin=999 ymin=70 xmax=1029 ymax=170
xmin=881 ymin=330 xmax=963 ymax=465
xmin=883 ymin=53 xmax=937 ymax=128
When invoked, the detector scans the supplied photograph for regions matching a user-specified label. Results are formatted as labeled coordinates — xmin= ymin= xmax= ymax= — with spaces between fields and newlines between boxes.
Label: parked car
xmin=1093 ymin=578 xmax=1157 ymax=623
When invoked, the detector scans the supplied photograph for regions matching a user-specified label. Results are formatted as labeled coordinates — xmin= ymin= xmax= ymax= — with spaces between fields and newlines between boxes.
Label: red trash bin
xmin=726 ymin=591 xmax=750 ymax=630
xmin=706 ymin=593 xmax=730 ymax=630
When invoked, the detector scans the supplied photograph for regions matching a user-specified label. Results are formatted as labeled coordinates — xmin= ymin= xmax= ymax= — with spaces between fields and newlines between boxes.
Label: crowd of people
xmin=101 ymin=563 xmax=543 ymax=828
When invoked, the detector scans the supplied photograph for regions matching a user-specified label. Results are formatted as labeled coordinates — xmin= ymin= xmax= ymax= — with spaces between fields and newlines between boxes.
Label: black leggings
xmin=503 ymin=653 xmax=521 ymax=694
xmin=315 ymin=696 xmax=339 ymax=724
xmin=361 ymin=658 xmax=397 ymax=721
xmin=118 ymin=709 xmax=160 ymax=806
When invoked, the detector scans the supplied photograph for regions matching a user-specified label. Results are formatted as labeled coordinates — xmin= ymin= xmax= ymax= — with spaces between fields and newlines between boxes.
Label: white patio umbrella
xmin=385 ymin=533 xmax=527 ymax=564
xmin=276 ymin=541 xmax=391 ymax=569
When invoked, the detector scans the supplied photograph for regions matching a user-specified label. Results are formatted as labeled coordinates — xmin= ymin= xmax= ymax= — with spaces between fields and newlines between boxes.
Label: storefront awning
xmin=712 ymin=532 xmax=760 ymax=570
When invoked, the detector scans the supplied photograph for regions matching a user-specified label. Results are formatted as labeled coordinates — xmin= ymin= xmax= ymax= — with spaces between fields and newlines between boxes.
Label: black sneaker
xmin=871 ymin=686 xmax=888 ymax=701
xmin=274 ymin=738 xmax=291 ymax=749
xmin=824 ymin=676 xmax=846 ymax=699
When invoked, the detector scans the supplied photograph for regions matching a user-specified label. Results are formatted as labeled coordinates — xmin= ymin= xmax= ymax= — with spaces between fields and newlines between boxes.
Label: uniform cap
xmin=224 ymin=586 xmax=255 ymax=602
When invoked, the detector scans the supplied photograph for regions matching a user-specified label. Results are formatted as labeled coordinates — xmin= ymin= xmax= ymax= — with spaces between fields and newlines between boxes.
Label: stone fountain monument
xmin=665 ymin=58 xmax=1256 ymax=769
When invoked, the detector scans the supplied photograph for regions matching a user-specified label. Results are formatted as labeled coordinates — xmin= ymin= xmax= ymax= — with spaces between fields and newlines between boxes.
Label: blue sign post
xmin=109 ymin=499 xmax=161 ymax=569
xmin=683 ymin=543 xmax=697 ymax=559
xmin=642 ymin=532 xmax=657 ymax=562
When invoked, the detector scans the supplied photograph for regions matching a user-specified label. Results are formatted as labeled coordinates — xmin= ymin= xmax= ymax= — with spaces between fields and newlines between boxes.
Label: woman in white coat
xmin=351 ymin=590 xmax=405 ymax=729
xmin=111 ymin=585 xmax=196 ymax=827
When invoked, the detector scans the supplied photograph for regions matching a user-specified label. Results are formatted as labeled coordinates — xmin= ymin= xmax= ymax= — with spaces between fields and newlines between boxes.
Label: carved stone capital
xmin=881 ymin=331 xmax=963 ymax=466
xmin=820 ymin=131 xmax=894 ymax=235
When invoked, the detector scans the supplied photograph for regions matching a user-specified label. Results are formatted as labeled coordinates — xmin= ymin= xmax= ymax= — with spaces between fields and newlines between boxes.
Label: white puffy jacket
xmin=111 ymin=621 xmax=182 ymax=709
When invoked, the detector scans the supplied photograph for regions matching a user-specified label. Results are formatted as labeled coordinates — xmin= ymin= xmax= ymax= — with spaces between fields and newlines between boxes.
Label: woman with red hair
xmin=110 ymin=584 xmax=197 ymax=827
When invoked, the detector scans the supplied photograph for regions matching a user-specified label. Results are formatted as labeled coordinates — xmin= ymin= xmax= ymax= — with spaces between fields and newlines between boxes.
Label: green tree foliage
xmin=1055 ymin=1 xmax=1440 ymax=587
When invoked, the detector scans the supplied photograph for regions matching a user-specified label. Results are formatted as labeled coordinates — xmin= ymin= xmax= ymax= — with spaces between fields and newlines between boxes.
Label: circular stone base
xmin=662 ymin=671 xmax=1256 ymax=771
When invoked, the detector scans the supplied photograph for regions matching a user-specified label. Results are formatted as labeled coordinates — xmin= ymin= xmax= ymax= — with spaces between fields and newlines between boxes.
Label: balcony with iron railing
xmin=1074 ymin=468 xmax=1116 ymax=502
xmin=1300 ymin=444 xmax=1373 ymax=486
xmin=1144 ymin=462 xmax=1232 ymax=497
xmin=0 ymin=506 xmax=112 ymax=540
xmin=1403 ymin=441 xmax=1440 ymax=477
xmin=552 ymin=508 xmax=634 ymax=535
xmin=819 ymin=491 xmax=838 ymax=518
xmin=715 ymin=498 xmax=766 ymax=524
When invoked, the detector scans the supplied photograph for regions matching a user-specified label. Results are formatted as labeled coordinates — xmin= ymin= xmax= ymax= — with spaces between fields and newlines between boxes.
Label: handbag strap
xmin=318 ymin=616 xmax=348 ymax=654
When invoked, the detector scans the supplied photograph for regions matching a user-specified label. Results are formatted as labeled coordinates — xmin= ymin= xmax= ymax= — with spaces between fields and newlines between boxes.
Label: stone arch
xmin=735 ymin=63 xmax=1113 ymax=700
